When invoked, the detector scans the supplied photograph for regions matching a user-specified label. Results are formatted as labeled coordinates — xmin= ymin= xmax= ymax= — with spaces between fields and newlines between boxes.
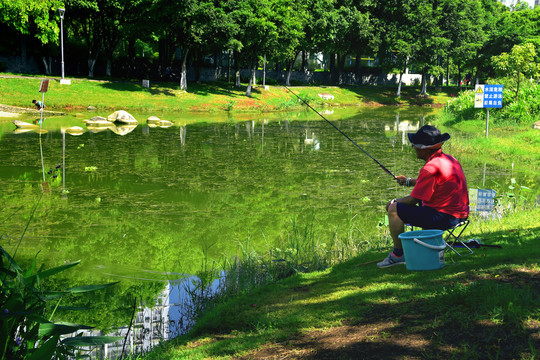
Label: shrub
xmin=444 ymin=79 xmax=540 ymax=126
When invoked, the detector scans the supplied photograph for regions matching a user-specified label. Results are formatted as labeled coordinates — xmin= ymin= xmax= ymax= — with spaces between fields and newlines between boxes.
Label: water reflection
xmin=0 ymin=106 xmax=532 ymax=358
xmin=384 ymin=112 xmax=424 ymax=147
xmin=75 ymin=275 xmax=223 ymax=360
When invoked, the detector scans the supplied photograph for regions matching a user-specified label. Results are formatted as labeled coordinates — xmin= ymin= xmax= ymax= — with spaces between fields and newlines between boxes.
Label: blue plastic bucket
xmin=398 ymin=230 xmax=446 ymax=271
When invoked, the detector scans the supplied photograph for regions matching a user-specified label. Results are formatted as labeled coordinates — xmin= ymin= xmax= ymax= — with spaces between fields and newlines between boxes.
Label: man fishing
xmin=377 ymin=125 xmax=470 ymax=268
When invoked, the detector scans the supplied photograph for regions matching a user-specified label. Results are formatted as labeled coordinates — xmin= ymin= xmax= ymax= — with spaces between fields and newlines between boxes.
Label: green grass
xmin=139 ymin=207 xmax=539 ymax=360
xmin=0 ymin=74 xmax=455 ymax=113
xmin=2 ymin=74 xmax=538 ymax=359
xmin=437 ymin=112 xmax=540 ymax=179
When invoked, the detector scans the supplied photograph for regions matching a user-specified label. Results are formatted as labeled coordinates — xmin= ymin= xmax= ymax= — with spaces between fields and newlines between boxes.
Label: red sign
xmin=39 ymin=79 xmax=49 ymax=93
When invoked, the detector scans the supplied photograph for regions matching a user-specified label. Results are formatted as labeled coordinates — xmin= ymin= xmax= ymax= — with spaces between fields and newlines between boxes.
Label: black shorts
xmin=396 ymin=203 xmax=465 ymax=230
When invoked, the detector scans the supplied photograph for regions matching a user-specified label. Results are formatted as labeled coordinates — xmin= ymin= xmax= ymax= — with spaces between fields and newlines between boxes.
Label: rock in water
xmin=107 ymin=110 xmax=138 ymax=124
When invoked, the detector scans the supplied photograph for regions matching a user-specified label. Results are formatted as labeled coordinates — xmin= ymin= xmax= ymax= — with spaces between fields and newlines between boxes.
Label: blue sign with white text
xmin=474 ymin=84 xmax=503 ymax=108
xmin=483 ymin=85 xmax=503 ymax=108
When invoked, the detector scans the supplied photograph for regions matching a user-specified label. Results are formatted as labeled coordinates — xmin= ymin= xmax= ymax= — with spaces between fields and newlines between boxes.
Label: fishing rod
xmin=283 ymin=85 xmax=396 ymax=179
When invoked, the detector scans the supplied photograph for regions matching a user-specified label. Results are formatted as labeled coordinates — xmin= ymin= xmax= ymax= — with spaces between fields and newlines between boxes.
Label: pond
xmin=0 ymin=106 xmax=526 ymax=356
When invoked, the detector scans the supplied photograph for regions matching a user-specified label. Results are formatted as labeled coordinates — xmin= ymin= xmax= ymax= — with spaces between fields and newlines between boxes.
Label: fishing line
xmin=12 ymin=192 xmax=43 ymax=259
xmin=283 ymin=85 xmax=396 ymax=179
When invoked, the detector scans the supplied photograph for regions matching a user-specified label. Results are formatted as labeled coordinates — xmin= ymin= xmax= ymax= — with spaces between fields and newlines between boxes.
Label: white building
xmin=499 ymin=0 xmax=538 ymax=8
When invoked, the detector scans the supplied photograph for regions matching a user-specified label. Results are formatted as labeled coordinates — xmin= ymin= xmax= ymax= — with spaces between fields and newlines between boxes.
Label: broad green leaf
xmin=28 ymin=335 xmax=59 ymax=360
xmin=0 ymin=246 xmax=23 ymax=274
xmin=24 ymin=253 xmax=40 ymax=278
xmin=39 ymin=322 xmax=93 ymax=337
xmin=25 ymin=261 xmax=81 ymax=283
xmin=65 ymin=282 xmax=119 ymax=293
xmin=56 ymin=306 xmax=92 ymax=311
xmin=43 ymin=291 xmax=69 ymax=301
xmin=62 ymin=336 xmax=123 ymax=347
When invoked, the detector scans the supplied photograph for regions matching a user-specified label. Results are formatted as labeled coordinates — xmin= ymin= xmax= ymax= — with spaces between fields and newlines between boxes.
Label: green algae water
xmin=0 ymin=106 xmax=534 ymax=349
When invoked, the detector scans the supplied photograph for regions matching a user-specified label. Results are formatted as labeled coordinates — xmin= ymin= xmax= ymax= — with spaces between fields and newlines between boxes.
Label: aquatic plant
xmin=0 ymin=247 xmax=121 ymax=360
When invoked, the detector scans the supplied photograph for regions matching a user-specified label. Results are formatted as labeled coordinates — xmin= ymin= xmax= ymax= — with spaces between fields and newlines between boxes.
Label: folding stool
xmin=407 ymin=219 xmax=472 ymax=256
xmin=443 ymin=219 xmax=472 ymax=256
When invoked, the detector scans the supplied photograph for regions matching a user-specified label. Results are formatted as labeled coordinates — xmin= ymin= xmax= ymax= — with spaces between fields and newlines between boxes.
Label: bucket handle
xmin=413 ymin=238 xmax=447 ymax=251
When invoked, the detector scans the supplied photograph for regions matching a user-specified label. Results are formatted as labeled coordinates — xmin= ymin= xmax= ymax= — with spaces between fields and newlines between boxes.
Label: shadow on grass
xmin=342 ymin=85 xmax=461 ymax=107
xmin=97 ymin=81 xmax=178 ymax=96
xmin=174 ymin=226 xmax=539 ymax=360
xmin=96 ymin=80 xmax=250 ymax=99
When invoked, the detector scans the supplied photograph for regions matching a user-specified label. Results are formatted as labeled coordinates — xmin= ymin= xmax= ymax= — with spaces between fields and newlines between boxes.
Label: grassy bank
xmin=2 ymin=75 xmax=538 ymax=359
xmin=0 ymin=74 xmax=455 ymax=113
xmin=128 ymin=84 xmax=538 ymax=359
xmin=137 ymin=206 xmax=539 ymax=360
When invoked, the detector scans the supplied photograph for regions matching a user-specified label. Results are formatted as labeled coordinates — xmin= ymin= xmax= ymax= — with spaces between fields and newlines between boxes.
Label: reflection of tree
xmin=1 ymin=109 xmax=469 ymax=332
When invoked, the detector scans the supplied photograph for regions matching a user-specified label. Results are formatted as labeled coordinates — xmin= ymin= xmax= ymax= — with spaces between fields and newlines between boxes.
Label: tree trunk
xmin=88 ymin=58 xmax=97 ymax=78
xmin=234 ymin=53 xmax=241 ymax=87
xmin=397 ymin=58 xmax=408 ymax=97
xmin=41 ymin=56 xmax=52 ymax=75
xmin=355 ymin=52 xmax=361 ymax=76
xmin=438 ymin=57 xmax=443 ymax=87
xmin=263 ymin=54 xmax=266 ymax=86
xmin=246 ymin=65 xmax=255 ymax=97
xmin=180 ymin=48 xmax=189 ymax=91
xmin=285 ymin=61 xmax=292 ymax=86
xmin=194 ymin=51 xmax=202 ymax=83
xmin=235 ymin=69 xmax=241 ymax=87
xmin=214 ymin=51 xmax=222 ymax=81
xmin=446 ymin=55 xmax=450 ymax=86
xmin=337 ymin=54 xmax=347 ymax=85
xmin=106 ymin=59 xmax=112 ymax=77
xmin=285 ymin=52 xmax=299 ymax=86
xmin=458 ymin=64 xmax=462 ymax=90
xmin=227 ymin=51 xmax=232 ymax=83
xmin=301 ymin=51 xmax=307 ymax=73
xmin=420 ymin=67 xmax=428 ymax=96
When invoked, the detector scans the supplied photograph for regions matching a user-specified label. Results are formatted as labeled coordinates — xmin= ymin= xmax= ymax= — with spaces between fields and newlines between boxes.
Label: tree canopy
xmin=1 ymin=0 xmax=539 ymax=93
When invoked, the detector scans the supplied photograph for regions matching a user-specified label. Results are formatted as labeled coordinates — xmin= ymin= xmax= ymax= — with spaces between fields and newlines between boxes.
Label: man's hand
xmin=395 ymin=175 xmax=407 ymax=186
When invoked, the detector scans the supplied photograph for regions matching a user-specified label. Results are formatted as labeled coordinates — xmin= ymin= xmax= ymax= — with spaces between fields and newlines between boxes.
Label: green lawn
xmin=139 ymin=207 xmax=539 ymax=360
xmin=0 ymin=74 xmax=455 ymax=112
xmin=2 ymin=74 xmax=537 ymax=359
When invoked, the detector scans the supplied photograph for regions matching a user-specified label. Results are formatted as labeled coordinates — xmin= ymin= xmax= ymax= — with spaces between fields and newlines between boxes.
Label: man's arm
xmin=386 ymin=195 xmax=420 ymax=212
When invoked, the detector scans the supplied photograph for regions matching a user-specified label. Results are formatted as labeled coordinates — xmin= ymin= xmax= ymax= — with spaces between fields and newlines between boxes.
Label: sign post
xmin=474 ymin=84 xmax=503 ymax=138
xmin=38 ymin=79 xmax=50 ymax=192
xmin=38 ymin=79 xmax=49 ymax=127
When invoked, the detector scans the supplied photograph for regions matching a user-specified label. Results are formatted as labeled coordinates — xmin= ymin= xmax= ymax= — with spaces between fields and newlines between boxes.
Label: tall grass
xmin=174 ymin=174 xmax=539 ymax=341
xmin=175 ymin=210 xmax=391 ymax=336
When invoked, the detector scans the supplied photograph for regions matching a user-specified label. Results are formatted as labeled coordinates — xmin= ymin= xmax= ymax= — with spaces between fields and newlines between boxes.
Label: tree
xmin=99 ymin=0 xmax=149 ymax=77
xmin=66 ymin=0 xmax=102 ymax=77
xmin=160 ymin=0 xmax=222 ymax=91
xmin=440 ymin=0 xmax=488 ymax=87
xmin=311 ymin=0 xmax=377 ymax=85
xmin=409 ymin=0 xmax=450 ymax=96
xmin=270 ymin=0 xmax=308 ymax=86
xmin=376 ymin=0 xmax=416 ymax=96
xmin=0 ymin=0 xmax=63 ymax=45
xmin=227 ymin=0 xmax=278 ymax=96
xmin=492 ymin=42 xmax=538 ymax=98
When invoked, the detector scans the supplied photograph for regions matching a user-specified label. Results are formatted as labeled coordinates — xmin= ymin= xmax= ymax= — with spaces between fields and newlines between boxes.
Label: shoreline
xmin=0 ymin=104 xmax=66 ymax=117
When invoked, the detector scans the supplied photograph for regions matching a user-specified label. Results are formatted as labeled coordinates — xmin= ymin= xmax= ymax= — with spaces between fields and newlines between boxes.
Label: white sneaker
xmin=377 ymin=252 xmax=406 ymax=268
